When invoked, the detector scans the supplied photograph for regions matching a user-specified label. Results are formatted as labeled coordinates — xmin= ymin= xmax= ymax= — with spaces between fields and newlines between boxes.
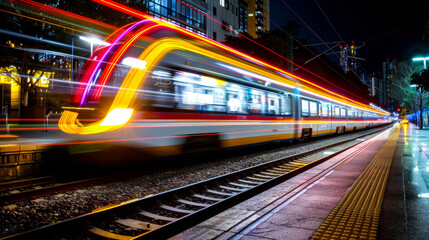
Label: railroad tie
xmin=311 ymin=127 xmax=399 ymax=240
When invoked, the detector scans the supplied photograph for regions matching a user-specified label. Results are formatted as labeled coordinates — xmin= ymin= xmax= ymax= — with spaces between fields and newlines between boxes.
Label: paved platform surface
xmin=172 ymin=123 xmax=428 ymax=240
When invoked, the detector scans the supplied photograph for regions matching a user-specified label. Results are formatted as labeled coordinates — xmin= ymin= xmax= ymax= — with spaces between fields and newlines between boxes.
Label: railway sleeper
xmin=253 ymin=173 xmax=274 ymax=179
xmin=273 ymin=167 xmax=292 ymax=172
xmin=115 ymin=218 xmax=161 ymax=231
xmin=140 ymin=211 xmax=178 ymax=222
xmin=259 ymin=171 xmax=283 ymax=177
xmin=238 ymin=179 xmax=263 ymax=185
xmin=193 ymin=193 xmax=223 ymax=202
xmin=267 ymin=169 xmax=288 ymax=174
xmin=160 ymin=204 xmax=196 ymax=214
xmin=246 ymin=176 xmax=268 ymax=182
xmin=177 ymin=198 xmax=211 ymax=207
xmin=229 ymin=182 xmax=255 ymax=188
xmin=207 ymin=189 xmax=235 ymax=196
xmin=88 ymin=227 xmax=131 ymax=240
xmin=219 ymin=185 xmax=248 ymax=192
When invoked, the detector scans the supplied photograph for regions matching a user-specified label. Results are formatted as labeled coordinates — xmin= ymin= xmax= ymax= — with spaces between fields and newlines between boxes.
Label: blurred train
xmin=58 ymin=19 xmax=392 ymax=164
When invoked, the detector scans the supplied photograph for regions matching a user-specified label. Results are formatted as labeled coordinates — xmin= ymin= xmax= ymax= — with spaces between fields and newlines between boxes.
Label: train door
xmin=333 ymin=106 xmax=340 ymax=133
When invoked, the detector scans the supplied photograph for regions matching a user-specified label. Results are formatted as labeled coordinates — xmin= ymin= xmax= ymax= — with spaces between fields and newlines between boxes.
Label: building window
xmin=213 ymin=6 xmax=217 ymax=16
xmin=222 ymin=21 xmax=229 ymax=31
xmin=220 ymin=0 xmax=225 ymax=7
xmin=239 ymin=1 xmax=247 ymax=33
xmin=213 ymin=31 xmax=217 ymax=41
xmin=145 ymin=0 xmax=206 ymax=33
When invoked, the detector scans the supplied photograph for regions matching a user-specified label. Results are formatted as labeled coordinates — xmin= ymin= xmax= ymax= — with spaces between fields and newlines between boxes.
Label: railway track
xmin=2 ymin=125 xmax=392 ymax=240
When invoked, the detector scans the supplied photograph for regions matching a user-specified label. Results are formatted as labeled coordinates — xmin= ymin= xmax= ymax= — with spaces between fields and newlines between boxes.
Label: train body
xmin=58 ymin=19 xmax=391 ymax=163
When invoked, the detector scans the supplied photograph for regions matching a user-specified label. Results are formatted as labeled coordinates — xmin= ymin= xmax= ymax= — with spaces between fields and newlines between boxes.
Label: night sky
xmin=270 ymin=0 xmax=429 ymax=73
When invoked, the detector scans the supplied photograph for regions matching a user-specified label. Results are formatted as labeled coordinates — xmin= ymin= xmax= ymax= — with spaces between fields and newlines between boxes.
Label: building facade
xmin=382 ymin=60 xmax=394 ymax=112
xmin=246 ymin=0 xmax=269 ymax=38
xmin=134 ymin=0 xmax=208 ymax=36
xmin=206 ymin=0 xmax=240 ymax=41
xmin=130 ymin=0 xmax=269 ymax=41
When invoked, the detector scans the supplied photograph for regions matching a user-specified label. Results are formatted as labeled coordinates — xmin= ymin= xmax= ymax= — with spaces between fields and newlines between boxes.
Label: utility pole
xmin=287 ymin=35 xmax=293 ymax=73
xmin=340 ymin=41 xmax=365 ymax=72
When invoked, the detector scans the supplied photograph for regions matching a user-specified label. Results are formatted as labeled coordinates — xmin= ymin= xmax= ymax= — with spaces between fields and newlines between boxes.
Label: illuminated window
xmin=334 ymin=106 xmax=340 ymax=118
xmin=321 ymin=103 xmax=330 ymax=118
xmin=309 ymin=101 xmax=317 ymax=117
xmin=280 ymin=94 xmax=292 ymax=116
xmin=302 ymin=99 xmax=309 ymax=117
xmin=220 ymin=0 xmax=225 ymax=7
xmin=341 ymin=108 xmax=346 ymax=119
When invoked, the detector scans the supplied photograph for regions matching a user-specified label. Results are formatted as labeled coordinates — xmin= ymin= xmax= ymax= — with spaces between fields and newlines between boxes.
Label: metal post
xmin=5 ymin=113 xmax=9 ymax=133
xmin=71 ymin=32 xmax=74 ymax=82
xmin=45 ymin=114 xmax=49 ymax=132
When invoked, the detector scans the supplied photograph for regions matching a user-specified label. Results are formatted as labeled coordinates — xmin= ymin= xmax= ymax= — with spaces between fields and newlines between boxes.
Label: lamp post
xmin=79 ymin=36 xmax=111 ymax=56
xmin=412 ymin=57 xmax=429 ymax=69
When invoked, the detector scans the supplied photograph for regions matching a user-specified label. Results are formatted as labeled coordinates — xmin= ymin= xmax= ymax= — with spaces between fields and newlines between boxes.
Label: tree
xmin=390 ymin=60 xmax=419 ymax=111
xmin=410 ymin=68 xmax=429 ymax=129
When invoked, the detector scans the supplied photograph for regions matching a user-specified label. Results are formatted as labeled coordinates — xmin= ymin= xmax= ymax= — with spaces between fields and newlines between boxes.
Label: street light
xmin=79 ymin=36 xmax=111 ymax=56
xmin=412 ymin=56 xmax=429 ymax=69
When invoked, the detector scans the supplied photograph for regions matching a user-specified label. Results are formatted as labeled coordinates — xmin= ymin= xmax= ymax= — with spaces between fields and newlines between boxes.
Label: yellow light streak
xmin=59 ymin=37 xmax=389 ymax=135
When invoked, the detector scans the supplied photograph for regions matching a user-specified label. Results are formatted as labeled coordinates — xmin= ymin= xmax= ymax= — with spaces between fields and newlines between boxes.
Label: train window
xmin=309 ymin=101 xmax=317 ymax=117
xmin=318 ymin=103 xmax=322 ymax=117
xmin=341 ymin=108 xmax=346 ymax=119
xmin=334 ymin=106 xmax=340 ymax=118
xmin=248 ymin=89 xmax=264 ymax=114
xmin=267 ymin=94 xmax=280 ymax=115
xmin=301 ymin=99 xmax=309 ymax=117
xmin=227 ymin=90 xmax=246 ymax=114
xmin=280 ymin=94 xmax=292 ymax=116
xmin=321 ymin=103 xmax=330 ymax=118
xmin=348 ymin=110 xmax=354 ymax=119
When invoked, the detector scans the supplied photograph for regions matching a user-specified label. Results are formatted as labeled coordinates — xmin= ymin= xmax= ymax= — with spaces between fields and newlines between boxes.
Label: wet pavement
xmin=379 ymin=123 xmax=429 ymax=240
xmin=174 ymin=123 xmax=429 ymax=240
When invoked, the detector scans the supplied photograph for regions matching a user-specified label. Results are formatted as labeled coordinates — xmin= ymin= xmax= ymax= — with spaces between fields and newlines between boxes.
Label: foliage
xmin=390 ymin=60 xmax=419 ymax=110
xmin=409 ymin=67 xmax=429 ymax=129
xmin=411 ymin=68 xmax=429 ymax=92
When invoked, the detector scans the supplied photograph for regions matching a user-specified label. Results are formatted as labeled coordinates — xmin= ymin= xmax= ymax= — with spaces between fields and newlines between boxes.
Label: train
xmin=58 ymin=18 xmax=392 ymax=164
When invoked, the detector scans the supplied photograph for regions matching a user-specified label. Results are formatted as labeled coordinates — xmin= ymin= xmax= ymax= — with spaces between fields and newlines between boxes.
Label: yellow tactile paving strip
xmin=311 ymin=126 xmax=400 ymax=240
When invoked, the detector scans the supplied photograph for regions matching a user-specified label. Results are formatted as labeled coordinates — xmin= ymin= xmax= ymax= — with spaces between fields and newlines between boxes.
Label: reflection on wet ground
xmin=402 ymin=123 xmax=429 ymax=239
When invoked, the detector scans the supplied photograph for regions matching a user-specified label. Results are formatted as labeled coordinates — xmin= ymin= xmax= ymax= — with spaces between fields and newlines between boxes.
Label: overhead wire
xmin=270 ymin=20 xmax=369 ymax=102
xmin=173 ymin=0 xmax=372 ymax=104
xmin=279 ymin=0 xmax=369 ymax=94
xmin=314 ymin=0 xmax=344 ymax=42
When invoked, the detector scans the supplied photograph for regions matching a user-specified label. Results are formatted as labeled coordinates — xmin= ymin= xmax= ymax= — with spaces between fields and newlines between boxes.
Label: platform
xmin=172 ymin=123 xmax=428 ymax=240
